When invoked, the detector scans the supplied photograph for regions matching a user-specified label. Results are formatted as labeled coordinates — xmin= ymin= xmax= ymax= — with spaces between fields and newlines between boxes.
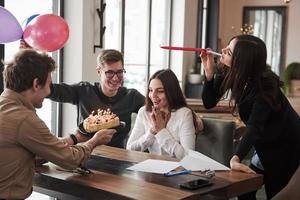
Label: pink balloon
xmin=0 ymin=6 xmax=23 ymax=43
xmin=23 ymin=14 xmax=69 ymax=52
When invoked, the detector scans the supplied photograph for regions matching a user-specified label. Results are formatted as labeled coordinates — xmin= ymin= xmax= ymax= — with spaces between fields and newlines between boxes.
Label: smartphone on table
xmin=179 ymin=178 xmax=213 ymax=190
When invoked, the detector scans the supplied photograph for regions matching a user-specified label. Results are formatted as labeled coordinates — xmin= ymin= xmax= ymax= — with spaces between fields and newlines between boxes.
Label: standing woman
xmin=127 ymin=69 xmax=203 ymax=159
xmin=200 ymin=35 xmax=300 ymax=199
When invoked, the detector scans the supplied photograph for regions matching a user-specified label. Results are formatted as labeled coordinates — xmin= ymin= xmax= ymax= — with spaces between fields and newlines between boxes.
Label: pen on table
xmin=164 ymin=169 xmax=192 ymax=177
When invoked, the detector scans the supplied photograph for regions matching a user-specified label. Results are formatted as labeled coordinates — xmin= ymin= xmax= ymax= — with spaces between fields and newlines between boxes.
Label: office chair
xmin=195 ymin=118 xmax=236 ymax=167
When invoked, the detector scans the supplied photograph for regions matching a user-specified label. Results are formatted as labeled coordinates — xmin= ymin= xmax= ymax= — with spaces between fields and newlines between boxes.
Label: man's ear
xmin=96 ymin=67 xmax=101 ymax=75
xmin=32 ymin=78 xmax=40 ymax=91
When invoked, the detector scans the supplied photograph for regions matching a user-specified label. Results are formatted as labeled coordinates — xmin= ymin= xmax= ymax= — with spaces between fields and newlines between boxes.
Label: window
xmin=104 ymin=0 xmax=122 ymax=50
xmin=243 ymin=7 xmax=286 ymax=76
xmin=104 ymin=0 xmax=171 ymax=95
xmin=1 ymin=0 xmax=63 ymax=134
xmin=149 ymin=0 xmax=170 ymax=76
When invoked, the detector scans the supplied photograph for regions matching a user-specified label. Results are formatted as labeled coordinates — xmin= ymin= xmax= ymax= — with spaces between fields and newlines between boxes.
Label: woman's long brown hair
xmin=220 ymin=35 xmax=283 ymax=114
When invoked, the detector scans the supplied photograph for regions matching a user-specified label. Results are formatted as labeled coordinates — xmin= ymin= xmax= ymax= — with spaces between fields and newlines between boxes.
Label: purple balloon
xmin=0 ymin=6 xmax=23 ymax=44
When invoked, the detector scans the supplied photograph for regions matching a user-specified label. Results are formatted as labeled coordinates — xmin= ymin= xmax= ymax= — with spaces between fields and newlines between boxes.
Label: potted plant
xmin=283 ymin=62 xmax=300 ymax=97
xmin=187 ymin=64 xmax=203 ymax=84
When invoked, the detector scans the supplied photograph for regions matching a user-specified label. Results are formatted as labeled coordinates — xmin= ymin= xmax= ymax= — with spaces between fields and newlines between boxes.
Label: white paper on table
xmin=180 ymin=150 xmax=230 ymax=171
xmin=127 ymin=159 xmax=180 ymax=174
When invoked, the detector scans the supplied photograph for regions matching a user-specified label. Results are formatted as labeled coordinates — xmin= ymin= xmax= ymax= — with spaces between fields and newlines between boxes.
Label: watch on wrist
xmin=69 ymin=134 xmax=78 ymax=145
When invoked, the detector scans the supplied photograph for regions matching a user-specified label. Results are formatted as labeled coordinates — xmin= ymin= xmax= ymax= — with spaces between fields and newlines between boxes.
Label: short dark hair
xmin=145 ymin=69 xmax=187 ymax=112
xmin=97 ymin=49 xmax=123 ymax=67
xmin=4 ymin=49 xmax=56 ymax=92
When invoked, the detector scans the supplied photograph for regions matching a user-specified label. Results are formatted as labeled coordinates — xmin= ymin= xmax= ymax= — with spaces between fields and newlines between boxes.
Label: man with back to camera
xmin=48 ymin=49 xmax=145 ymax=148
xmin=0 ymin=49 xmax=116 ymax=199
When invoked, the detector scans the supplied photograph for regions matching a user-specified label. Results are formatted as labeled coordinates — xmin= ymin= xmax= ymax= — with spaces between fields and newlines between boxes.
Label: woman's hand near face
xmin=150 ymin=107 xmax=170 ymax=134
xmin=230 ymin=155 xmax=256 ymax=174
xmin=200 ymin=49 xmax=215 ymax=81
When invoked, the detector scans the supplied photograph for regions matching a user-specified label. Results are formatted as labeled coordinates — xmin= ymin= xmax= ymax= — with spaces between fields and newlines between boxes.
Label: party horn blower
xmin=160 ymin=46 xmax=222 ymax=57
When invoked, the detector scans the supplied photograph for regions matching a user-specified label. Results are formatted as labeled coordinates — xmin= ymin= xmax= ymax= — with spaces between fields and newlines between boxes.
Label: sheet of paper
xmin=127 ymin=159 xmax=180 ymax=174
xmin=180 ymin=150 xmax=230 ymax=171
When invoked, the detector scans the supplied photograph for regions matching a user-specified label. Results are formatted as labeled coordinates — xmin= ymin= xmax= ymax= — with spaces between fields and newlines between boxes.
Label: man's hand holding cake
xmin=83 ymin=108 xmax=121 ymax=133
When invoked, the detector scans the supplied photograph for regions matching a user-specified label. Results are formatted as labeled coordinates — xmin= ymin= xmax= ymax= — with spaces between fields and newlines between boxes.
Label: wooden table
xmin=33 ymin=146 xmax=263 ymax=200
xmin=187 ymin=98 xmax=232 ymax=114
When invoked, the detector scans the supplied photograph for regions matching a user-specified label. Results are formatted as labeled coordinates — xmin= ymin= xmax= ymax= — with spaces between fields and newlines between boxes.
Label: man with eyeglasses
xmin=48 ymin=49 xmax=145 ymax=148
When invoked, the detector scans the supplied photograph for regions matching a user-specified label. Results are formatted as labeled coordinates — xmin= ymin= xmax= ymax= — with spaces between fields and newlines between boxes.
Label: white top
xmin=126 ymin=106 xmax=196 ymax=159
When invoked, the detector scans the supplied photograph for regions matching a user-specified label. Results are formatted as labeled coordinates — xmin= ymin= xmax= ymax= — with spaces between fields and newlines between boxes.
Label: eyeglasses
xmin=102 ymin=69 xmax=126 ymax=79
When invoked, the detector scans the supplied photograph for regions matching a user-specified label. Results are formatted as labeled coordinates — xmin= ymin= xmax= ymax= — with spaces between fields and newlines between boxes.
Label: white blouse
xmin=126 ymin=106 xmax=196 ymax=159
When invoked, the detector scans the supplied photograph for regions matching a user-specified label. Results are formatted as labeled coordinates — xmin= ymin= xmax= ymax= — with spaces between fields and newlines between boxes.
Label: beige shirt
xmin=0 ymin=89 xmax=93 ymax=199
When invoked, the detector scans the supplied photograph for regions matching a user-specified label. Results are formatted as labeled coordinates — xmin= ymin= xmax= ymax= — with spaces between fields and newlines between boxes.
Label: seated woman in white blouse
xmin=126 ymin=69 xmax=203 ymax=159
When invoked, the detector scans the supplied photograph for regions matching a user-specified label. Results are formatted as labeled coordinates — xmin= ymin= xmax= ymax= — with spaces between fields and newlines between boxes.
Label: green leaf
xmin=283 ymin=62 xmax=300 ymax=94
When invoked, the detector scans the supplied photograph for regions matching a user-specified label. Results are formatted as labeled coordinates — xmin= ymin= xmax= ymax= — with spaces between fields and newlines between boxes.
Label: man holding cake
xmin=0 ymin=49 xmax=116 ymax=199
xmin=48 ymin=49 xmax=145 ymax=148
